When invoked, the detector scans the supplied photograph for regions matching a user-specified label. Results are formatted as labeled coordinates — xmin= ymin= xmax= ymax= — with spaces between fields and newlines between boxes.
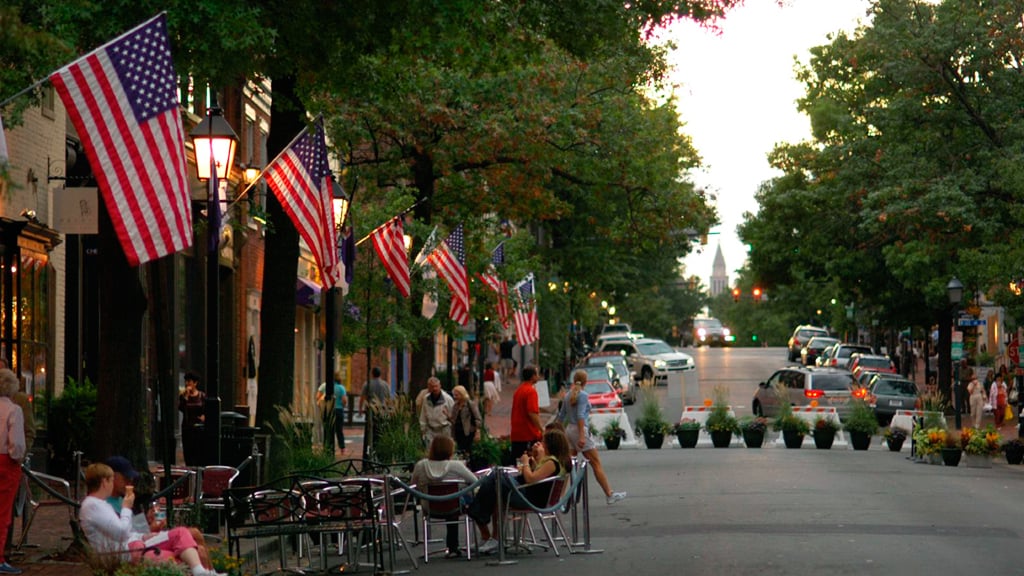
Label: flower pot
xmin=604 ymin=436 xmax=621 ymax=450
xmin=886 ymin=437 xmax=905 ymax=452
xmin=643 ymin=432 xmax=665 ymax=449
xmin=813 ymin=429 xmax=835 ymax=450
xmin=963 ymin=453 xmax=992 ymax=468
xmin=925 ymin=453 xmax=942 ymax=465
xmin=742 ymin=429 xmax=765 ymax=448
xmin=676 ymin=429 xmax=699 ymax=448
xmin=941 ymin=447 xmax=962 ymax=467
xmin=782 ymin=430 xmax=804 ymax=449
xmin=1005 ymin=447 xmax=1024 ymax=465
xmin=710 ymin=430 xmax=732 ymax=448
xmin=849 ymin=431 xmax=872 ymax=451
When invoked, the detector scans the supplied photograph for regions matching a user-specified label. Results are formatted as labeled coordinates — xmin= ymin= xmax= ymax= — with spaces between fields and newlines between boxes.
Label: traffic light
xmin=732 ymin=288 xmax=740 ymax=303
xmin=752 ymin=334 xmax=759 ymax=342
xmin=752 ymin=287 xmax=762 ymax=302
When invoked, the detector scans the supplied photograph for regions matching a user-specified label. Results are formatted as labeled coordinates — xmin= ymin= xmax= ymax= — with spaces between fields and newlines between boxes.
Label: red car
xmin=576 ymin=366 xmax=623 ymax=410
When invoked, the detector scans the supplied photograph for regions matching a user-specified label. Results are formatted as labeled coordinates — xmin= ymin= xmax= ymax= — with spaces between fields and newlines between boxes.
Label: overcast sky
xmin=660 ymin=0 xmax=872 ymax=288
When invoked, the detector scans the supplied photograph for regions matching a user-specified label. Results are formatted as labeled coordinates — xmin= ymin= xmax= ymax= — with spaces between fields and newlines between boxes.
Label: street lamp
xmin=190 ymin=106 xmax=238 ymax=465
xmin=322 ymin=179 xmax=348 ymax=452
xmin=947 ymin=277 xmax=964 ymax=429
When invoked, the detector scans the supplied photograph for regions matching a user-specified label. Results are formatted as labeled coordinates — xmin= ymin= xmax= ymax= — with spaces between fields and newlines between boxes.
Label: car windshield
xmin=859 ymin=357 xmax=892 ymax=369
xmin=808 ymin=337 xmax=839 ymax=349
xmin=603 ymin=325 xmax=630 ymax=334
xmin=838 ymin=346 xmax=872 ymax=358
xmin=601 ymin=343 xmax=633 ymax=355
xmin=695 ymin=319 xmax=723 ymax=329
xmin=812 ymin=373 xmax=855 ymax=391
xmin=799 ymin=328 xmax=828 ymax=339
xmin=585 ymin=382 xmax=614 ymax=395
xmin=581 ymin=366 xmax=612 ymax=381
xmin=873 ymin=379 xmax=917 ymax=396
xmin=637 ymin=340 xmax=675 ymax=355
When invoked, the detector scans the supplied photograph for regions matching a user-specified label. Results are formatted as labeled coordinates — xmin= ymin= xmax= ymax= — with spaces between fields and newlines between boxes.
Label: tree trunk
xmin=256 ymin=75 xmax=303 ymax=479
xmin=95 ymin=201 xmax=147 ymax=464
xmin=148 ymin=256 xmax=178 ymax=469
xmin=408 ymin=154 xmax=436 ymax=397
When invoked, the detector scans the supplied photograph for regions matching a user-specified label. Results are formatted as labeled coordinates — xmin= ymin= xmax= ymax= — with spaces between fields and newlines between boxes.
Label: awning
xmin=296 ymin=277 xmax=321 ymax=308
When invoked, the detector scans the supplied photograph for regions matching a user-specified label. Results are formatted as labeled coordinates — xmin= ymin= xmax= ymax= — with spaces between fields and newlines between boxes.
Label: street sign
xmin=957 ymin=319 xmax=987 ymax=327
xmin=952 ymin=342 xmax=964 ymax=361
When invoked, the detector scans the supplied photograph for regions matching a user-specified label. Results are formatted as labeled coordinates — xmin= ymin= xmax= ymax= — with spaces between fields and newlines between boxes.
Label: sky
xmin=661 ymin=0 xmax=872 ymax=289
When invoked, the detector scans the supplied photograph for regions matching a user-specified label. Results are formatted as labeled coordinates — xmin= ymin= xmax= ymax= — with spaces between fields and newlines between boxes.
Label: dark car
xmin=691 ymin=317 xmax=732 ymax=347
xmin=865 ymin=374 xmax=919 ymax=425
xmin=752 ymin=366 xmax=858 ymax=420
xmin=821 ymin=343 xmax=874 ymax=370
xmin=801 ymin=336 xmax=839 ymax=366
xmin=787 ymin=325 xmax=829 ymax=361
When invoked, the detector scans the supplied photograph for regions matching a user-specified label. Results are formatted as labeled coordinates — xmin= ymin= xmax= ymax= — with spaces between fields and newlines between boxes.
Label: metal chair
xmin=311 ymin=478 xmax=380 ymax=572
xmin=17 ymin=467 xmax=77 ymax=550
xmin=155 ymin=467 xmax=196 ymax=524
xmin=502 ymin=475 xmax=564 ymax=555
xmin=421 ymin=480 xmax=474 ymax=562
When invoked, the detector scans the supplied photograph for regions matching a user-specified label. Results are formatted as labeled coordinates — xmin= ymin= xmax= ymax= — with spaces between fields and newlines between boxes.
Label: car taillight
xmin=915 ymin=397 xmax=922 ymax=410
xmin=851 ymin=388 xmax=868 ymax=399
xmin=805 ymin=389 xmax=824 ymax=399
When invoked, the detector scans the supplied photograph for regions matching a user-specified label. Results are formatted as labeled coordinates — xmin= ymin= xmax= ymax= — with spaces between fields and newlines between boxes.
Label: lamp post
xmin=947 ymin=277 xmax=964 ymax=429
xmin=323 ymin=180 xmax=348 ymax=452
xmin=190 ymin=106 xmax=238 ymax=465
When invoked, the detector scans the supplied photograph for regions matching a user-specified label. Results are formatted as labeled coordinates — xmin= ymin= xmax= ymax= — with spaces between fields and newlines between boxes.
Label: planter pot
xmin=1004 ymin=447 xmax=1024 ymax=465
xmin=926 ymin=453 xmax=942 ymax=465
xmin=963 ymin=453 xmax=993 ymax=468
xmin=710 ymin=430 xmax=733 ymax=448
xmin=849 ymin=431 xmax=872 ymax=451
xmin=782 ymin=430 xmax=805 ymax=449
xmin=643 ymin=432 xmax=665 ymax=449
xmin=941 ymin=447 xmax=962 ymax=467
xmin=676 ymin=429 xmax=699 ymax=448
xmin=604 ymin=436 xmax=621 ymax=450
xmin=886 ymin=437 xmax=905 ymax=452
xmin=742 ymin=429 xmax=765 ymax=448
xmin=813 ymin=429 xmax=836 ymax=450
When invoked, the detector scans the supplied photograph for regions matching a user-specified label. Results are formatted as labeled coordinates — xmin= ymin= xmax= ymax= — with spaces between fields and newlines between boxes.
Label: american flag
xmin=50 ymin=13 xmax=192 ymax=266
xmin=369 ymin=217 xmax=410 ymax=297
xmin=264 ymin=118 xmax=341 ymax=288
xmin=513 ymin=274 xmax=539 ymax=346
xmin=427 ymin=225 xmax=469 ymax=325
xmin=478 ymin=243 xmax=509 ymax=328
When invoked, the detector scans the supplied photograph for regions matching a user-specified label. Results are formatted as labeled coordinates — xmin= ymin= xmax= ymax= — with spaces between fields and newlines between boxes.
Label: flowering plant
xmin=912 ymin=427 xmax=946 ymax=456
xmin=962 ymin=426 xmax=1001 ymax=456
xmin=600 ymin=419 xmax=627 ymax=441
xmin=671 ymin=418 xmax=701 ymax=433
xmin=740 ymin=416 xmax=768 ymax=433
xmin=703 ymin=386 xmax=739 ymax=433
xmin=813 ymin=416 xmax=840 ymax=433
xmin=884 ymin=427 xmax=908 ymax=442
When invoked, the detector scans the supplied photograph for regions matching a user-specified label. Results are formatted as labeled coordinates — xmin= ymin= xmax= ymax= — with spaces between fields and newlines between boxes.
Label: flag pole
xmin=222 ymin=120 xmax=315 ymax=213
xmin=354 ymin=198 xmax=425 ymax=247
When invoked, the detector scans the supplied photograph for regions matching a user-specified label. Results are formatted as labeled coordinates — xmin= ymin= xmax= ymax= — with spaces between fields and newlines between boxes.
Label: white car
xmin=598 ymin=337 xmax=695 ymax=384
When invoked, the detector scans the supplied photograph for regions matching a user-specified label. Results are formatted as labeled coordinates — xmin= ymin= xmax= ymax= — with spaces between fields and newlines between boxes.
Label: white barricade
xmin=889 ymin=410 xmax=943 ymax=451
xmin=677 ymin=405 xmax=744 ymax=447
xmin=772 ymin=406 xmax=847 ymax=447
xmin=590 ymin=408 xmax=639 ymax=449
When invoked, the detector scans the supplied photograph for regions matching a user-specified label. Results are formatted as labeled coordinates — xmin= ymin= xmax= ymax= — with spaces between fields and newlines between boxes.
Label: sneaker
xmin=478 ymin=539 xmax=499 ymax=555
xmin=0 ymin=564 xmax=22 ymax=575
xmin=191 ymin=569 xmax=226 ymax=576
xmin=444 ymin=549 xmax=461 ymax=559
xmin=606 ymin=492 xmax=627 ymax=505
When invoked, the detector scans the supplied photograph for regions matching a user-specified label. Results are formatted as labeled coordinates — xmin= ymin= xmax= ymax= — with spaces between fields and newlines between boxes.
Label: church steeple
xmin=710 ymin=243 xmax=728 ymax=296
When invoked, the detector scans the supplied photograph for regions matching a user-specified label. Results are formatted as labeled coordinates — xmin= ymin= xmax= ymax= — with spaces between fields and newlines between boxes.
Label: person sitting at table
xmin=411 ymin=436 xmax=479 ymax=559
xmin=79 ymin=463 xmax=225 ymax=576
xmin=467 ymin=427 xmax=571 ymax=555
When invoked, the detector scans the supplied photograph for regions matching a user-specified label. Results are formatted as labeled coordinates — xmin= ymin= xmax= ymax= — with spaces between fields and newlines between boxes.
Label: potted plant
xmin=600 ymin=419 xmax=628 ymax=450
xmin=773 ymin=414 xmax=810 ymax=449
xmin=884 ymin=426 xmax=908 ymax=452
xmin=704 ymin=387 xmax=739 ymax=448
xmin=635 ymin=389 xmax=669 ymax=449
xmin=842 ymin=399 xmax=879 ymax=450
xmin=961 ymin=425 xmax=1000 ymax=468
xmin=811 ymin=416 xmax=839 ymax=450
xmin=739 ymin=416 xmax=768 ymax=448
xmin=1001 ymin=438 xmax=1024 ymax=465
xmin=940 ymin=429 xmax=962 ymax=467
xmin=913 ymin=427 xmax=946 ymax=464
xmin=672 ymin=418 xmax=701 ymax=448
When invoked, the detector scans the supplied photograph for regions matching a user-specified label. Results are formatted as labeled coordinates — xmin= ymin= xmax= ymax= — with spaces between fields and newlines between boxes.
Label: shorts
xmin=565 ymin=423 xmax=595 ymax=452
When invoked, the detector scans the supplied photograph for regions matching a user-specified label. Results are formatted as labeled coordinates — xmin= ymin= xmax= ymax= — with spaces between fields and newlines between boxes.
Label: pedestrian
xmin=448 ymin=385 xmax=481 ymax=456
xmin=481 ymin=362 xmax=500 ymax=415
xmin=419 ymin=377 xmax=453 ymax=446
xmin=500 ymin=337 xmax=516 ymax=379
xmin=178 ymin=372 xmax=206 ymax=466
xmin=991 ymin=372 xmax=1009 ymax=427
xmin=4 ymin=361 xmax=32 ymax=561
xmin=317 ymin=371 xmax=348 ymax=455
xmin=0 ymin=369 xmax=25 ymax=574
xmin=509 ymin=365 xmax=543 ymax=460
xmin=361 ymin=366 xmax=392 ymax=412
xmin=967 ymin=370 xmax=985 ymax=428
xmin=558 ymin=369 xmax=627 ymax=505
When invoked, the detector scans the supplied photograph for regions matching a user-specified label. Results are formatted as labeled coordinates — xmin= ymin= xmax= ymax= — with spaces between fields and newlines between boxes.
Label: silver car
xmin=865 ymin=374 xmax=919 ymax=426
xmin=753 ymin=366 xmax=858 ymax=420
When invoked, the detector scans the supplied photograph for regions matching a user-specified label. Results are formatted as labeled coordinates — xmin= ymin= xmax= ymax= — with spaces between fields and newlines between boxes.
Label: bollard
xmin=569 ymin=459 xmax=602 ymax=554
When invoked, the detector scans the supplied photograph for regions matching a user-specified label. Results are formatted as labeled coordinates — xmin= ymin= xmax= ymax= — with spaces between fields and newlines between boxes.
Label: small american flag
xmin=264 ymin=118 xmax=341 ymax=288
xmin=513 ymin=274 xmax=539 ymax=346
xmin=478 ymin=243 xmax=509 ymax=328
xmin=427 ymin=225 xmax=469 ymax=325
xmin=369 ymin=217 xmax=410 ymax=297
xmin=50 ymin=13 xmax=192 ymax=266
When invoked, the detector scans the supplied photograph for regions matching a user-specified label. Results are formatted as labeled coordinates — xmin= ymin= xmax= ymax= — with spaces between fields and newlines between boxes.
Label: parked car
xmin=801 ymin=336 xmax=839 ymax=366
xmin=575 ymin=371 xmax=622 ymax=411
xmin=849 ymin=353 xmax=896 ymax=379
xmin=822 ymin=343 xmax=875 ymax=370
xmin=581 ymin=351 xmax=637 ymax=405
xmin=752 ymin=366 xmax=858 ymax=420
xmin=690 ymin=317 xmax=732 ymax=347
xmin=598 ymin=323 xmax=632 ymax=337
xmin=598 ymin=337 xmax=695 ymax=384
xmin=864 ymin=373 xmax=919 ymax=425
xmin=816 ymin=343 xmax=837 ymax=367
xmin=787 ymin=325 xmax=830 ymax=361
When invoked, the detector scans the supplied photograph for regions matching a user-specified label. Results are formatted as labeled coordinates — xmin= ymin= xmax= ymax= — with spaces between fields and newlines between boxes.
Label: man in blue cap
xmin=104 ymin=456 xmax=140 ymax=511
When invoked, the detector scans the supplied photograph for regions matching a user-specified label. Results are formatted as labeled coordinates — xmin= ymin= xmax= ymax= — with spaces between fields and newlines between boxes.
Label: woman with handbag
xmin=448 ymin=385 xmax=481 ymax=457
xmin=991 ymin=372 xmax=1009 ymax=428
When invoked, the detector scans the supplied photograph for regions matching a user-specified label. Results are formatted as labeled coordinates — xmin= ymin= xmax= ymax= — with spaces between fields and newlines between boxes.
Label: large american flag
xmin=369 ymin=217 xmax=410 ymax=297
xmin=478 ymin=242 xmax=509 ymax=329
xmin=513 ymin=273 xmax=539 ymax=346
xmin=264 ymin=118 xmax=341 ymax=288
xmin=50 ymin=13 xmax=192 ymax=266
xmin=427 ymin=225 xmax=469 ymax=325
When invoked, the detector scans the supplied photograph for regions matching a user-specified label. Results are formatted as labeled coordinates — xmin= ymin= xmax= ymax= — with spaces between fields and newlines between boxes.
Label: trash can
xmin=219 ymin=411 xmax=259 ymax=486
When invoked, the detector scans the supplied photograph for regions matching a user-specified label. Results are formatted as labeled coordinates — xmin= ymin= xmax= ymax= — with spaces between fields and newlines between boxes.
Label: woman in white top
xmin=967 ymin=371 xmax=986 ymax=428
xmin=411 ymin=436 xmax=478 ymax=558
xmin=0 ymin=368 xmax=25 ymax=575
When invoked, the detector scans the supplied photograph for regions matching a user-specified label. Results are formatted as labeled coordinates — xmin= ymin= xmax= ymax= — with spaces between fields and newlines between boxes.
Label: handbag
xmin=1006 ymin=405 xmax=1015 ymax=421
xmin=1009 ymin=388 xmax=1019 ymax=405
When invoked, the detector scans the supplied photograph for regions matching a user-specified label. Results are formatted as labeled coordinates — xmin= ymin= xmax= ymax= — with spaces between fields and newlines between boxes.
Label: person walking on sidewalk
xmin=967 ymin=370 xmax=986 ymax=428
xmin=419 ymin=377 xmax=454 ymax=446
xmin=510 ymin=366 xmax=543 ymax=460
xmin=558 ymin=369 xmax=627 ymax=505
xmin=317 ymin=371 xmax=348 ymax=455
xmin=0 ymin=369 xmax=25 ymax=575
xmin=991 ymin=372 xmax=1009 ymax=428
